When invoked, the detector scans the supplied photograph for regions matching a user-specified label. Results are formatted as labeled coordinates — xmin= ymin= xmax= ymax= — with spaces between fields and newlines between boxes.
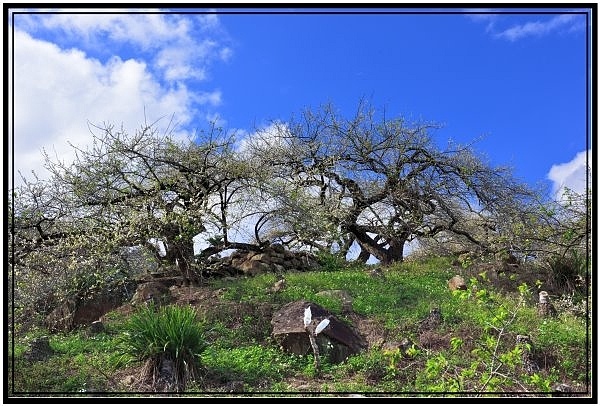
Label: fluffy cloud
xmin=11 ymin=30 xmax=199 ymax=184
xmin=9 ymin=12 xmax=231 ymax=187
xmin=547 ymin=150 xmax=590 ymax=201
xmin=15 ymin=12 xmax=232 ymax=81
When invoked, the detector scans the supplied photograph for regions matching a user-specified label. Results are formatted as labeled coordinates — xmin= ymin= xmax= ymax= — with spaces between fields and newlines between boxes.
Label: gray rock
xmin=24 ymin=336 xmax=53 ymax=362
xmin=88 ymin=320 xmax=105 ymax=335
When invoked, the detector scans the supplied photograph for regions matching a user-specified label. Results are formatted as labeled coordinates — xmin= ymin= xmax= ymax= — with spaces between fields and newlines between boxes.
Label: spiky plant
xmin=122 ymin=304 xmax=207 ymax=391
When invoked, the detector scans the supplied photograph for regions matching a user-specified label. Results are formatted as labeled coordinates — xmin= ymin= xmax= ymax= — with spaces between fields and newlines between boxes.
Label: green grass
xmin=10 ymin=327 xmax=129 ymax=393
xmin=201 ymin=345 xmax=307 ymax=387
xmin=8 ymin=256 xmax=591 ymax=396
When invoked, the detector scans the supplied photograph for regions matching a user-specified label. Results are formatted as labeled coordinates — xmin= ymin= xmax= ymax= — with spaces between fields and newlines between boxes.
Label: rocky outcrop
xmin=516 ymin=334 xmax=540 ymax=374
xmin=271 ymin=300 xmax=367 ymax=363
xmin=44 ymin=298 xmax=77 ymax=333
xmin=131 ymin=281 xmax=172 ymax=306
xmin=219 ymin=245 xmax=320 ymax=276
xmin=44 ymin=287 xmax=132 ymax=333
xmin=537 ymin=291 xmax=558 ymax=317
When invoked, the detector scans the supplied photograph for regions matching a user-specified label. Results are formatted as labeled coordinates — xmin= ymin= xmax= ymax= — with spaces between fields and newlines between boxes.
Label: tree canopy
xmin=242 ymin=103 xmax=537 ymax=263
xmin=10 ymin=102 xmax=590 ymax=305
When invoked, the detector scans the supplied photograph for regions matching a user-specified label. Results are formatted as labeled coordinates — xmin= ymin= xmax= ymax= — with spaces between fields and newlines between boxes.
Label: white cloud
xmin=18 ymin=13 xmax=231 ymax=84
xmin=495 ymin=14 xmax=586 ymax=41
xmin=464 ymin=10 xmax=500 ymax=33
xmin=11 ymin=30 xmax=196 ymax=184
xmin=10 ymin=12 xmax=232 ymax=187
xmin=234 ymin=121 xmax=292 ymax=158
xmin=547 ymin=150 xmax=590 ymax=200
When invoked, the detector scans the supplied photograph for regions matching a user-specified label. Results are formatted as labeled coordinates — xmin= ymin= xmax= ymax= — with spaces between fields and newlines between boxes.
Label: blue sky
xmin=9 ymin=7 xmax=592 ymax=200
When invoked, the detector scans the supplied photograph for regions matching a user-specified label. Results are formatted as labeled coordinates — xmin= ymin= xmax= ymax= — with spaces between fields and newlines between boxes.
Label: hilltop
xmin=8 ymin=255 xmax=591 ymax=398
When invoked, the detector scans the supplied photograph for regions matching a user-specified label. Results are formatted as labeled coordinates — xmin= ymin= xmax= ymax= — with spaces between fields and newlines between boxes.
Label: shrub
xmin=315 ymin=251 xmax=348 ymax=272
xmin=121 ymin=304 xmax=207 ymax=391
xmin=545 ymin=249 xmax=588 ymax=294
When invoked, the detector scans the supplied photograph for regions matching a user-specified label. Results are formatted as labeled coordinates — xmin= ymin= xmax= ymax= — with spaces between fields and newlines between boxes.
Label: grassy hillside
xmin=7 ymin=256 xmax=591 ymax=398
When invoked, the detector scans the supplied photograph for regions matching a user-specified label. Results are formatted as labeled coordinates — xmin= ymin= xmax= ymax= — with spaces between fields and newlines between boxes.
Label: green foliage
xmin=123 ymin=304 xmax=207 ymax=361
xmin=10 ymin=325 xmax=129 ymax=393
xmin=416 ymin=274 xmax=589 ymax=393
xmin=201 ymin=345 xmax=305 ymax=385
xmin=315 ymin=251 xmax=349 ymax=272
xmin=9 ymin=255 xmax=591 ymax=396
xmin=545 ymin=249 xmax=588 ymax=294
xmin=121 ymin=304 xmax=207 ymax=390
xmin=341 ymin=350 xmax=390 ymax=381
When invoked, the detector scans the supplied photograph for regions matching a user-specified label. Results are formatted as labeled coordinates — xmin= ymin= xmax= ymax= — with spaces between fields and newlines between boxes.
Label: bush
xmin=545 ymin=249 xmax=588 ymax=294
xmin=121 ymin=304 xmax=207 ymax=391
xmin=315 ymin=251 xmax=348 ymax=272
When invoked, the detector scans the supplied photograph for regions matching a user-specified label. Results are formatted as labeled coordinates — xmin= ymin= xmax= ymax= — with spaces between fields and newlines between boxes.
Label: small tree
xmin=244 ymin=102 xmax=536 ymax=264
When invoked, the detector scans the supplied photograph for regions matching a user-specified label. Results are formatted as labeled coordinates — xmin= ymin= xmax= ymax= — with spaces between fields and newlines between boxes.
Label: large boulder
xmin=44 ymin=288 xmax=132 ymax=333
xmin=271 ymin=300 xmax=367 ymax=363
xmin=44 ymin=298 xmax=76 ymax=332
xmin=448 ymin=275 xmax=467 ymax=291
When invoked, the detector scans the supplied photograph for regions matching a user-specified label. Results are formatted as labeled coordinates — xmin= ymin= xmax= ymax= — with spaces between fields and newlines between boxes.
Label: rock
xmin=268 ymin=279 xmax=286 ymax=293
xmin=87 ymin=320 xmax=105 ymax=335
xmin=457 ymin=253 xmax=471 ymax=266
xmin=271 ymin=300 xmax=367 ymax=363
xmin=46 ymin=280 xmax=135 ymax=333
xmin=73 ymin=292 xmax=128 ymax=327
xmin=221 ymin=245 xmax=321 ymax=276
xmin=224 ymin=380 xmax=245 ymax=393
xmin=315 ymin=289 xmax=352 ymax=302
xmin=24 ymin=336 xmax=53 ymax=362
xmin=316 ymin=289 xmax=353 ymax=313
xmin=250 ymin=253 xmax=268 ymax=262
xmin=381 ymin=340 xmax=402 ymax=352
xmin=121 ymin=375 xmax=136 ymax=387
xmin=382 ymin=338 xmax=416 ymax=355
xmin=552 ymin=383 xmax=573 ymax=396
xmin=131 ymin=281 xmax=172 ymax=306
xmin=448 ymin=275 xmax=467 ymax=291
xmin=399 ymin=337 xmax=416 ymax=354
xmin=418 ymin=308 xmax=442 ymax=332
xmin=239 ymin=260 xmax=271 ymax=276
xmin=368 ymin=268 xmax=385 ymax=279
xmin=538 ymin=291 xmax=557 ymax=317
xmin=516 ymin=335 xmax=540 ymax=374
xmin=44 ymin=298 xmax=76 ymax=332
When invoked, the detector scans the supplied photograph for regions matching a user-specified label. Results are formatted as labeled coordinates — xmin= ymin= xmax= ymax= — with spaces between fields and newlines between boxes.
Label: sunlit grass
xmin=9 ymin=255 xmax=590 ymax=395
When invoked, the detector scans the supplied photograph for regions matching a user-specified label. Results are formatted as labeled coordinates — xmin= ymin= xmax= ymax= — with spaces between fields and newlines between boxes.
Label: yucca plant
xmin=122 ymin=304 xmax=207 ymax=391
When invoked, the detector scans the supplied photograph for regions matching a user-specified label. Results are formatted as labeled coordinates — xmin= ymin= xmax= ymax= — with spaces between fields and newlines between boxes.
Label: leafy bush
xmin=315 ymin=251 xmax=349 ymax=272
xmin=121 ymin=304 xmax=207 ymax=391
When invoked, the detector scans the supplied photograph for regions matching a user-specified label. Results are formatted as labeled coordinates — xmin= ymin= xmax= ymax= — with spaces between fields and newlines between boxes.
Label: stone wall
xmin=219 ymin=244 xmax=320 ymax=276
